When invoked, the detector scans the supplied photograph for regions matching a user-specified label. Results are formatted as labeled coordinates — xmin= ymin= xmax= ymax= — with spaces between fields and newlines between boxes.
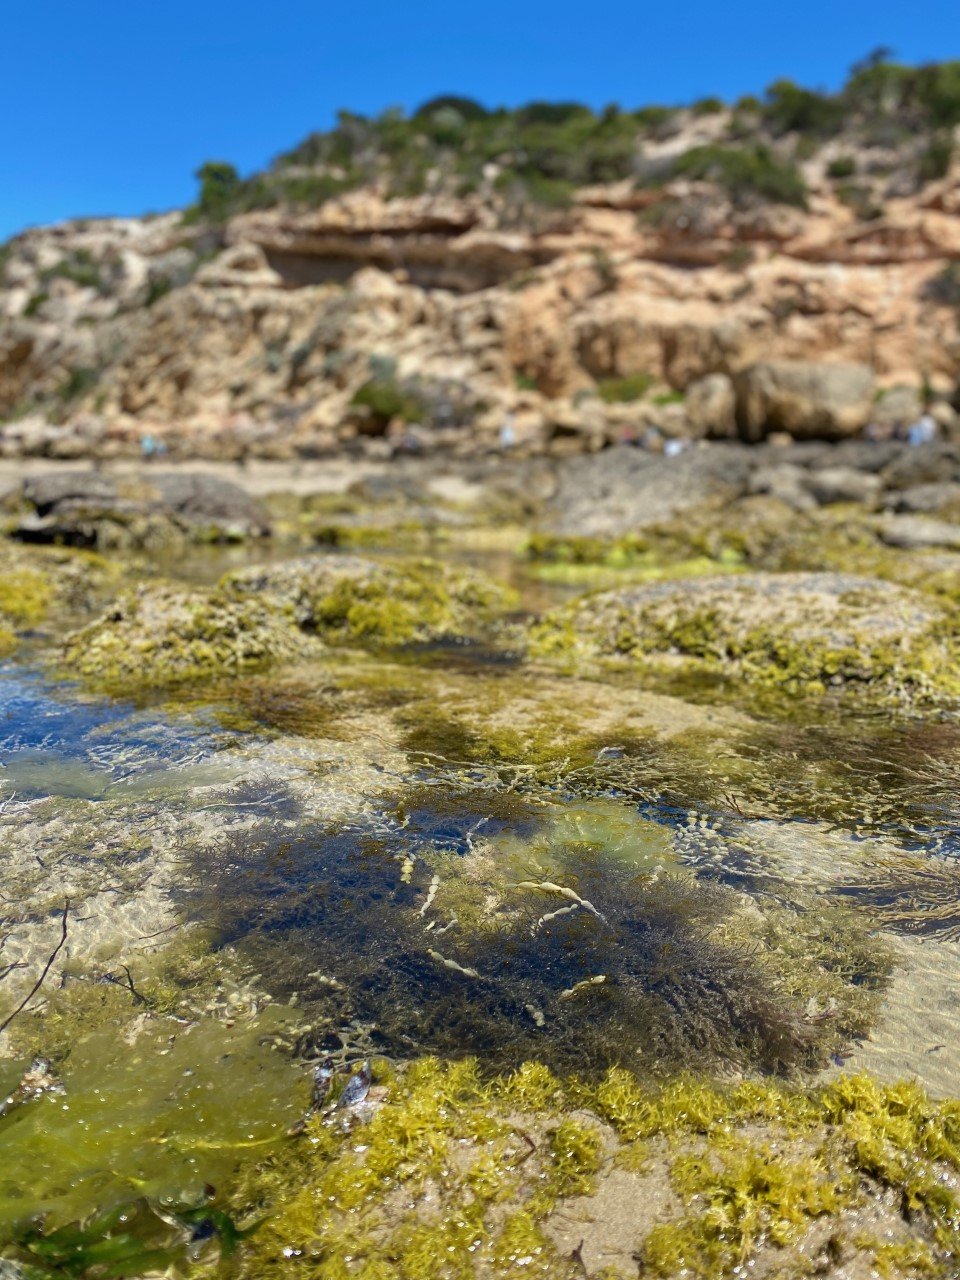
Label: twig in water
xmin=0 ymin=899 xmax=70 ymax=1035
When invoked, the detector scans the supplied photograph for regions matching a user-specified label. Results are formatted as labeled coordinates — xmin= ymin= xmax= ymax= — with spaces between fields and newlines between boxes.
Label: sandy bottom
xmin=841 ymin=932 xmax=960 ymax=1097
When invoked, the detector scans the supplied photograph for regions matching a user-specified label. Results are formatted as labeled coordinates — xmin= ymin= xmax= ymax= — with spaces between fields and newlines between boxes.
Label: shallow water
xmin=5 ymin=550 xmax=960 ymax=1270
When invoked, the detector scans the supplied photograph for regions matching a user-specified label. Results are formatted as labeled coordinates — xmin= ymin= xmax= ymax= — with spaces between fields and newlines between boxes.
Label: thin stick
xmin=0 ymin=900 xmax=70 ymax=1035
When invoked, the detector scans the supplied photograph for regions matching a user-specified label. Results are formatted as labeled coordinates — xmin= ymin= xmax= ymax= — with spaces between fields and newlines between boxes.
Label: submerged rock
xmin=61 ymin=555 xmax=511 ymax=689
xmin=530 ymin=571 xmax=960 ymax=702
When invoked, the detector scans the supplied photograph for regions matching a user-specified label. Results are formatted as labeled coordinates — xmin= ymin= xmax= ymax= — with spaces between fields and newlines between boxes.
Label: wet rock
xmin=149 ymin=472 xmax=271 ymax=537
xmin=530 ymin=571 xmax=960 ymax=702
xmin=802 ymin=466 xmax=882 ymax=507
xmin=735 ymin=360 xmax=875 ymax=442
xmin=547 ymin=444 xmax=753 ymax=537
xmin=881 ymin=442 xmax=960 ymax=490
xmin=890 ymin=482 xmax=960 ymax=515
xmin=879 ymin=515 xmax=960 ymax=551
xmin=747 ymin=462 xmax=817 ymax=512
xmin=808 ymin=439 xmax=903 ymax=473
xmin=14 ymin=469 xmax=270 ymax=547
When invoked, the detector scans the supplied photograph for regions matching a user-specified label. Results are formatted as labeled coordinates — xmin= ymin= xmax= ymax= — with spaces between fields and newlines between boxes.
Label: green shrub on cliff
xmin=351 ymin=377 xmax=424 ymax=426
xmin=671 ymin=144 xmax=808 ymax=207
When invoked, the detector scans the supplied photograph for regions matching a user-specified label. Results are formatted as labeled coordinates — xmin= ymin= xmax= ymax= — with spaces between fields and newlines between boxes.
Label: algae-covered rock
xmin=223 ymin=554 xmax=512 ymax=646
xmin=530 ymin=571 xmax=960 ymax=702
xmin=0 ymin=539 xmax=116 ymax=656
xmin=62 ymin=555 xmax=511 ymax=690
xmin=61 ymin=583 xmax=309 ymax=690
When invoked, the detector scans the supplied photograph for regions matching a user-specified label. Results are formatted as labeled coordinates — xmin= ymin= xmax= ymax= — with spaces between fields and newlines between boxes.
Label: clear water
xmin=4 ymin=583 xmax=960 ymax=1266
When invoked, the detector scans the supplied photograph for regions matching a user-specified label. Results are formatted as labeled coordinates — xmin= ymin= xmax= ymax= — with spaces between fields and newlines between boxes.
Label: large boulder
xmin=685 ymin=373 xmax=737 ymax=440
xmin=530 ymin=572 xmax=960 ymax=703
xmin=735 ymin=361 xmax=876 ymax=442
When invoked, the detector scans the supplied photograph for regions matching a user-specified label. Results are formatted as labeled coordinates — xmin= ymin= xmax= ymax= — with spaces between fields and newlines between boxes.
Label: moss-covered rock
xmin=530 ymin=571 xmax=960 ymax=703
xmin=60 ymin=583 xmax=309 ymax=691
xmin=61 ymin=555 xmax=512 ymax=691
xmin=228 ymin=1059 xmax=960 ymax=1280
xmin=224 ymin=554 xmax=513 ymax=647
xmin=0 ymin=540 xmax=117 ymax=656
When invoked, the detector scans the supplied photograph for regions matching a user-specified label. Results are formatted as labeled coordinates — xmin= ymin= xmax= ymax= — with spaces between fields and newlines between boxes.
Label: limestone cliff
xmin=2 ymin=82 xmax=959 ymax=458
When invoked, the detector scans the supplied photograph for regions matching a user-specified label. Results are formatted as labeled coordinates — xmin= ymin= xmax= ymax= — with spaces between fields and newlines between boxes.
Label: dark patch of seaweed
xmin=181 ymin=786 xmax=890 ymax=1079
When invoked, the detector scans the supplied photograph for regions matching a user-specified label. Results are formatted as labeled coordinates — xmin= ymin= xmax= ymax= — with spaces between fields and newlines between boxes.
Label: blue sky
xmin=2 ymin=0 xmax=957 ymax=240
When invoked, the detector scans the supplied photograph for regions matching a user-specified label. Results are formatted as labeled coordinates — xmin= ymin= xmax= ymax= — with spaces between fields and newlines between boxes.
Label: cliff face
xmin=2 ymin=121 xmax=959 ymax=458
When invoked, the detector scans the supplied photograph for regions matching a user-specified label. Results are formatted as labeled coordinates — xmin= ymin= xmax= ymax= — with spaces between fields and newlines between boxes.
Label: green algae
xmin=229 ymin=1057 xmax=583 ymax=1280
xmin=0 ymin=540 xmax=119 ymax=656
xmin=59 ymin=583 xmax=308 ymax=692
xmin=221 ymin=555 xmax=512 ymax=639
xmin=524 ymin=530 xmax=745 ymax=589
xmin=5 ymin=1196 xmax=257 ymax=1278
xmin=0 ymin=1012 xmax=303 ymax=1236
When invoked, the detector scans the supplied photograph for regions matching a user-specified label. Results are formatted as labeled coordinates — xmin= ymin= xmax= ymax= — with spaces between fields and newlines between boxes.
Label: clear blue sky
xmin=3 ymin=0 xmax=957 ymax=240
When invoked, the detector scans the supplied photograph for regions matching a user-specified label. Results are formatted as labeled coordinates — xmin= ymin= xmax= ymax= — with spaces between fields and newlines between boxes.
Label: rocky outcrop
xmin=735 ymin=361 xmax=876 ymax=441
xmin=0 ymin=165 xmax=958 ymax=457
xmin=685 ymin=373 xmax=737 ymax=439
xmin=546 ymin=444 xmax=754 ymax=536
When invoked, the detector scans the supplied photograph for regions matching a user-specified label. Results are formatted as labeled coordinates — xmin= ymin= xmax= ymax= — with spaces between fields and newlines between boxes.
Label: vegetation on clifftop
xmin=184 ymin=54 xmax=960 ymax=221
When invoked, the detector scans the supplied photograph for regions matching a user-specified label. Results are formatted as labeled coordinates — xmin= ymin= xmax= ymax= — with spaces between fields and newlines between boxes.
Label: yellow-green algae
xmin=60 ymin=581 xmax=309 ymax=692
xmin=222 ymin=554 xmax=514 ymax=646
xmin=0 ymin=539 xmax=117 ymax=655
xmin=228 ymin=1060 xmax=960 ymax=1280
xmin=529 ymin=571 xmax=960 ymax=705
xmin=60 ymin=555 xmax=513 ymax=693
xmin=524 ymin=500 xmax=960 ymax=605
